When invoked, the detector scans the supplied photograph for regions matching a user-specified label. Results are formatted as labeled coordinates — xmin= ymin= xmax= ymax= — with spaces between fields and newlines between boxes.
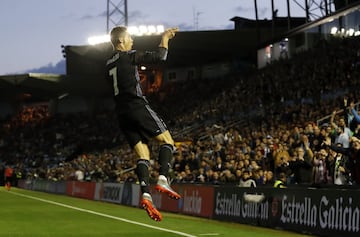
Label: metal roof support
xmin=106 ymin=0 xmax=128 ymax=33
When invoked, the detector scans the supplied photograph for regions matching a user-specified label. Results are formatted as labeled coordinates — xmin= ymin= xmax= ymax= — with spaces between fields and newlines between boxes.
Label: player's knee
xmin=157 ymin=130 xmax=174 ymax=145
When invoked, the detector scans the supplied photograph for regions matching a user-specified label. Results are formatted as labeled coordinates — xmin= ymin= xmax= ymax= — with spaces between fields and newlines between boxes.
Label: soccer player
xmin=4 ymin=166 xmax=13 ymax=191
xmin=105 ymin=26 xmax=181 ymax=221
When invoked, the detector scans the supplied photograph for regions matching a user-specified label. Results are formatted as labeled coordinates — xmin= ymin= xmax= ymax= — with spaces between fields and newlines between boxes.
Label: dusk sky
xmin=0 ymin=0 xmax=326 ymax=75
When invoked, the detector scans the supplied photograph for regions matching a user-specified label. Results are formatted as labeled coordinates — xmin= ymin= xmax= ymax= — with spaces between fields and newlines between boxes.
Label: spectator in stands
xmin=195 ymin=167 xmax=207 ymax=183
xmin=233 ymin=169 xmax=243 ymax=183
xmin=312 ymin=149 xmax=330 ymax=185
xmin=330 ymin=110 xmax=352 ymax=148
xmin=323 ymin=136 xmax=360 ymax=185
xmin=320 ymin=123 xmax=333 ymax=140
xmin=349 ymin=101 xmax=360 ymax=136
xmin=274 ymin=172 xmax=287 ymax=188
xmin=328 ymin=144 xmax=350 ymax=185
xmin=213 ymin=127 xmax=226 ymax=145
xmin=209 ymin=170 xmax=221 ymax=185
xmin=311 ymin=125 xmax=325 ymax=151
xmin=74 ymin=167 xmax=84 ymax=181
xmin=274 ymin=155 xmax=291 ymax=183
xmin=262 ymin=136 xmax=275 ymax=171
xmin=183 ymin=165 xmax=196 ymax=182
xmin=238 ymin=170 xmax=256 ymax=187
xmin=213 ymin=156 xmax=225 ymax=172
xmin=1 ymin=34 xmax=360 ymax=193
xmin=273 ymin=143 xmax=290 ymax=174
xmin=172 ymin=152 xmax=186 ymax=174
xmin=224 ymin=128 xmax=242 ymax=145
xmin=174 ymin=171 xmax=187 ymax=183
xmin=253 ymin=168 xmax=264 ymax=185
xmin=288 ymin=144 xmax=313 ymax=185
xmin=220 ymin=169 xmax=236 ymax=183
xmin=213 ymin=142 xmax=226 ymax=162
xmin=186 ymin=151 xmax=200 ymax=172
xmin=263 ymin=170 xmax=275 ymax=186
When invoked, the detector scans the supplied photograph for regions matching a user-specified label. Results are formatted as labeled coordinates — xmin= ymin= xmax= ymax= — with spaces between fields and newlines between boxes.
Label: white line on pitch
xmin=199 ymin=234 xmax=220 ymax=236
xmin=7 ymin=190 xmax=197 ymax=237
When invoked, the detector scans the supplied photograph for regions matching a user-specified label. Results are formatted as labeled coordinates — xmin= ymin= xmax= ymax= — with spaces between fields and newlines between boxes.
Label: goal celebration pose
xmin=105 ymin=26 xmax=181 ymax=221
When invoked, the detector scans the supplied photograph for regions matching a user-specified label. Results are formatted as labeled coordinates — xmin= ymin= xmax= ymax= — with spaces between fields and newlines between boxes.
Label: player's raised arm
xmin=159 ymin=27 xmax=179 ymax=49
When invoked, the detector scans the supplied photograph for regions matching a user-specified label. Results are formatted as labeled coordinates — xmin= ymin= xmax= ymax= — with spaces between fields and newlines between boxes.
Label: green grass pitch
xmin=0 ymin=187 xmax=312 ymax=237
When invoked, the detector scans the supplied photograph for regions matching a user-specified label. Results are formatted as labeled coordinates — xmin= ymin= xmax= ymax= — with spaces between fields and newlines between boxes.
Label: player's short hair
xmin=110 ymin=26 xmax=127 ymax=48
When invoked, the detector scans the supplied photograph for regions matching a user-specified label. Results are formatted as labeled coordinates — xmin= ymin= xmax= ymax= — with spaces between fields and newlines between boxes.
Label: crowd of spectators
xmin=1 ymin=35 xmax=360 ymax=188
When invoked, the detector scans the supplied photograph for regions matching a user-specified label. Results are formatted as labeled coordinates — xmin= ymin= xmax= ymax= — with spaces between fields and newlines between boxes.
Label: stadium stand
xmin=1 ymin=35 xmax=359 ymax=188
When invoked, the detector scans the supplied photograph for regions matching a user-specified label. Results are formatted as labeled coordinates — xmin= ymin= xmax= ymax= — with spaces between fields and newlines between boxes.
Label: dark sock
xmin=135 ymin=159 xmax=150 ymax=194
xmin=158 ymin=144 xmax=174 ymax=176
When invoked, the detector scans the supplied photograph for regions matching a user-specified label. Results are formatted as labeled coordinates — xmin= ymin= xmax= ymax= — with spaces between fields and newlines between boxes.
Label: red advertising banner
xmin=66 ymin=181 xmax=96 ymax=200
xmin=151 ymin=184 xmax=214 ymax=218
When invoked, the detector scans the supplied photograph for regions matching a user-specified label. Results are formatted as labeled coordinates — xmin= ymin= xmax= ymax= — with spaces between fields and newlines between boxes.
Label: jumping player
xmin=105 ymin=26 xmax=181 ymax=221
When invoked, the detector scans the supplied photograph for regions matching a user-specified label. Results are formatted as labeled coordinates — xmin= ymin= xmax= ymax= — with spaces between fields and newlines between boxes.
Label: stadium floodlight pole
xmin=305 ymin=0 xmax=310 ymax=22
xmin=107 ymin=0 xmax=109 ymax=33
xmin=271 ymin=0 xmax=275 ymax=38
xmin=106 ymin=0 xmax=128 ymax=33
xmin=287 ymin=0 xmax=291 ymax=30
xmin=324 ymin=0 xmax=329 ymax=15
xmin=124 ymin=0 xmax=128 ymax=26
xmin=253 ymin=0 xmax=259 ymax=45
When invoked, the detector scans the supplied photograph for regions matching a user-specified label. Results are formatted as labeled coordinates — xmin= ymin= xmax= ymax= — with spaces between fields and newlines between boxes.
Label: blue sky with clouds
xmin=0 ymin=0 xmax=323 ymax=75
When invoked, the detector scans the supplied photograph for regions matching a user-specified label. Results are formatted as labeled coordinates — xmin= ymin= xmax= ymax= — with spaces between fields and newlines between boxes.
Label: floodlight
xmin=148 ymin=25 xmax=156 ymax=34
xmin=346 ymin=28 xmax=355 ymax=36
xmin=127 ymin=25 xmax=165 ymax=36
xmin=139 ymin=25 xmax=148 ymax=35
xmin=88 ymin=25 xmax=166 ymax=45
xmin=88 ymin=35 xmax=110 ymax=45
xmin=157 ymin=25 xmax=165 ymax=33
xmin=330 ymin=27 xmax=338 ymax=35
xmin=128 ymin=26 xmax=139 ymax=36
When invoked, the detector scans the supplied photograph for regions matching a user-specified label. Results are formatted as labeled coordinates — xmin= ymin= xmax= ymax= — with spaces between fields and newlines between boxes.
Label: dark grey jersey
xmin=105 ymin=48 xmax=167 ymax=111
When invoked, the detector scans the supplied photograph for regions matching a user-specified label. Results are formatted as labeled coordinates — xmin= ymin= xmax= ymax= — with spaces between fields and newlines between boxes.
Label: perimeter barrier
xmin=17 ymin=180 xmax=360 ymax=237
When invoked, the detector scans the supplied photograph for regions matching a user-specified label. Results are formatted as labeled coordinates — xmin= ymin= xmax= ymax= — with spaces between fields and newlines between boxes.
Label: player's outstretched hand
xmin=163 ymin=27 xmax=179 ymax=39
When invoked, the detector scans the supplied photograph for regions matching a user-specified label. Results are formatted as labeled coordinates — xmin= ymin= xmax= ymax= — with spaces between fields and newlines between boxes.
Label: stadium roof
xmin=65 ymin=27 xmax=289 ymax=75
xmin=61 ymin=29 xmax=266 ymax=99
xmin=65 ymin=29 xmax=260 ymax=72
xmin=0 ymin=73 xmax=65 ymax=101
xmin=0 ymin=72 xmax=113 ymax=102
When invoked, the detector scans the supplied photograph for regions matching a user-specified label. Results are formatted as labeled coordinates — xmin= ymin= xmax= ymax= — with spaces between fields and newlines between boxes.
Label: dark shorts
xmin=118 ymin=104 xmax=168 ymax=147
